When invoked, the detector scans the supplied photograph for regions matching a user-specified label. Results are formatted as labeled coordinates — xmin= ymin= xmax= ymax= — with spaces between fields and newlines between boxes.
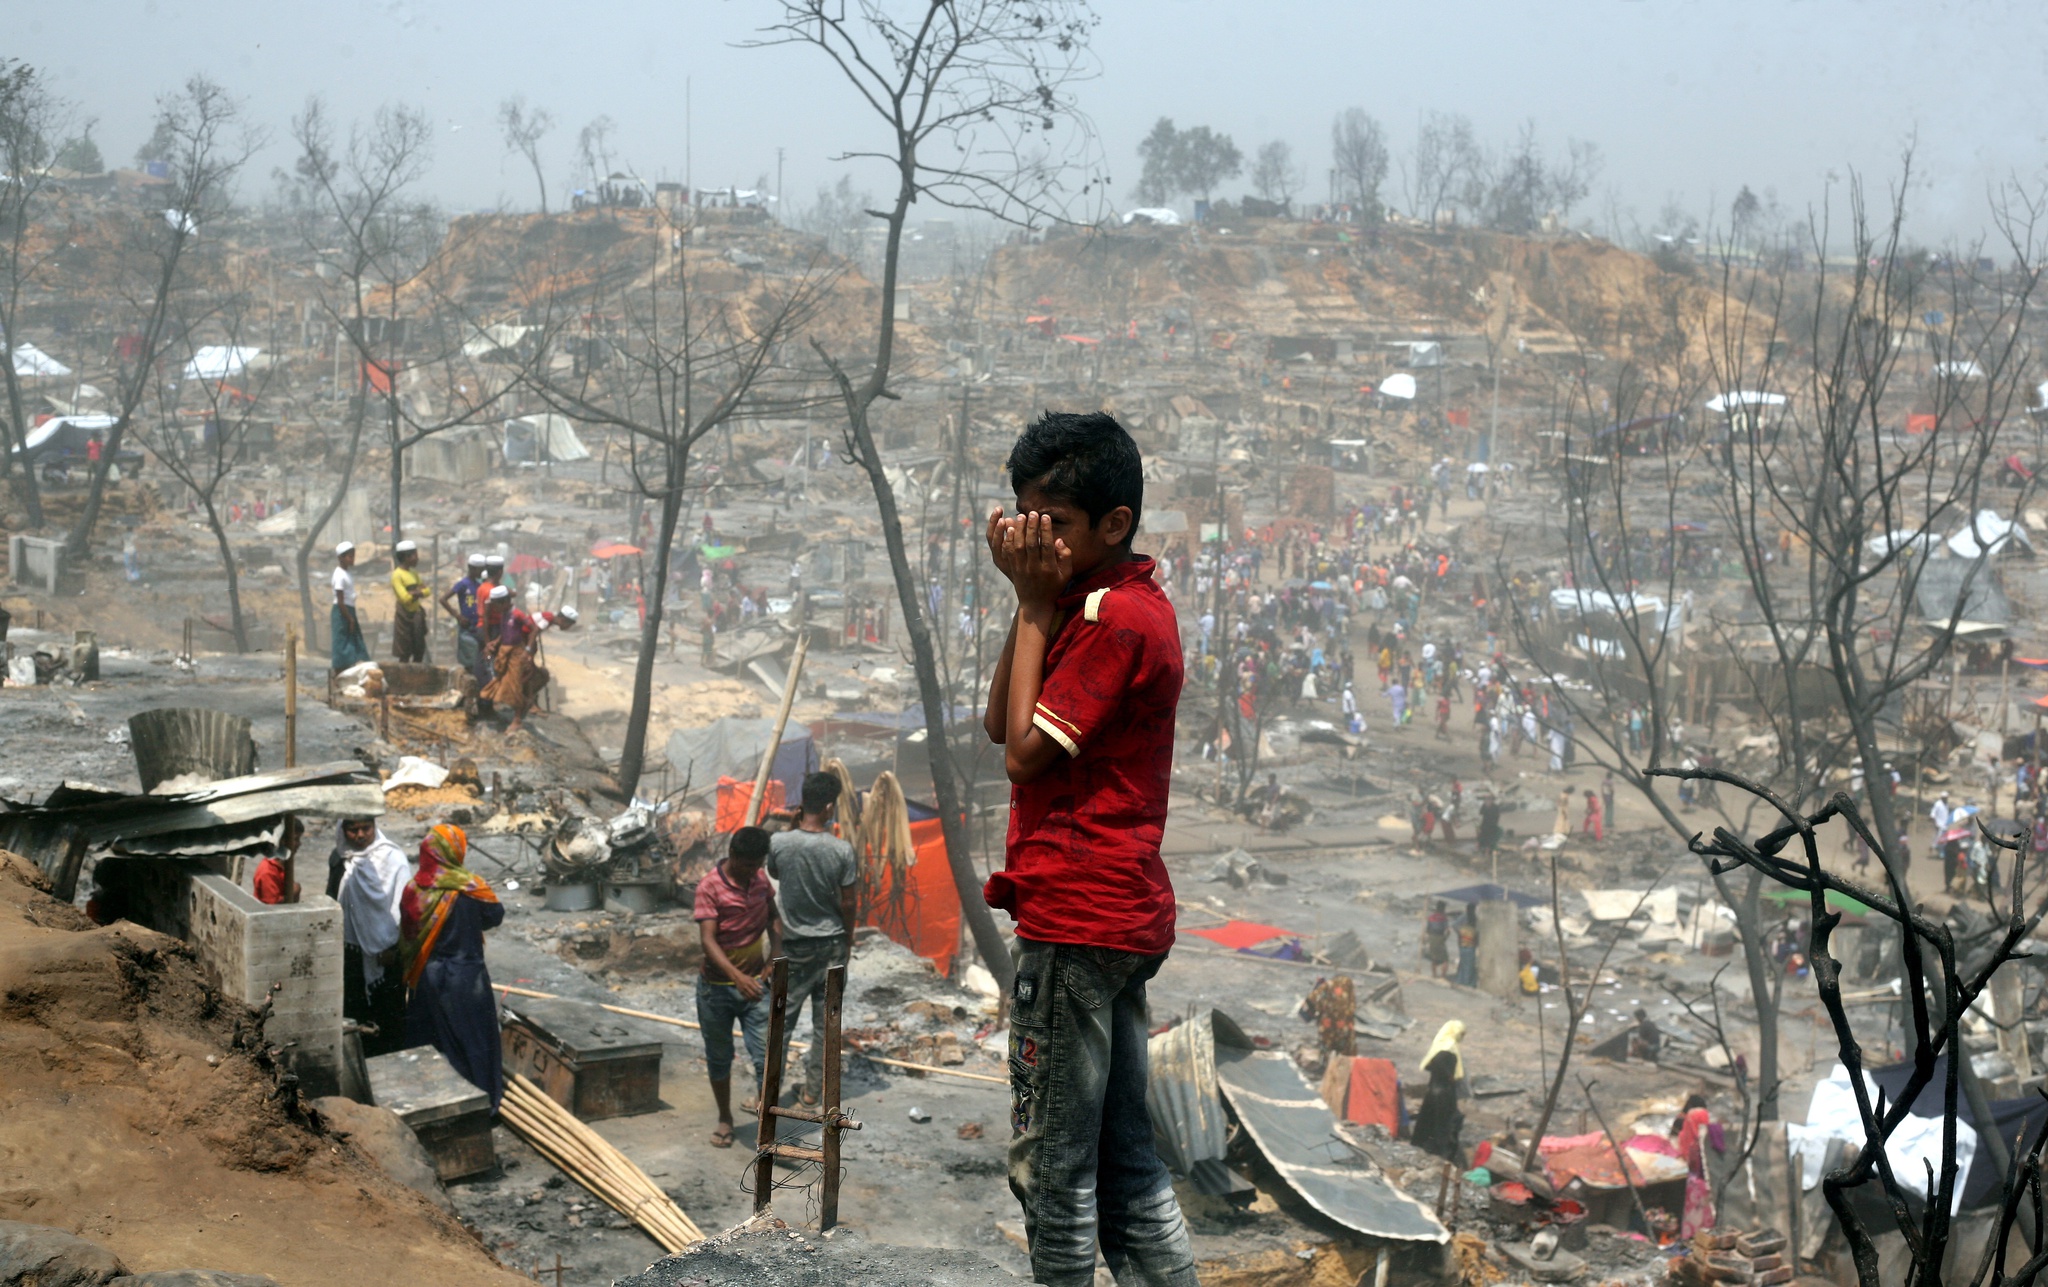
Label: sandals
xmin=709 ymin=1122 xmax=735 ymax=1149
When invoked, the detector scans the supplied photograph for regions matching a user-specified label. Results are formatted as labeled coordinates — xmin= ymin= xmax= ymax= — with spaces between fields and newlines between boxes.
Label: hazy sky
xmin=16 ymin=0 xmax=2048 ymax=244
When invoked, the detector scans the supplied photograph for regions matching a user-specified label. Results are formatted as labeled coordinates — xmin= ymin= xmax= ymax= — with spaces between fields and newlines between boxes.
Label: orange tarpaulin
xmin=1906 ymin=413 xmax=1938 ymax=434
xmin=861 ymin=817 xmax=962 ymax=977
xmin=714 ymin=777 xmax=784 ymax=832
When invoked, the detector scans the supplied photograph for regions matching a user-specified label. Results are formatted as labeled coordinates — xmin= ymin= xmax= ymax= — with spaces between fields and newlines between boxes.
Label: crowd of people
xmin=326 ymin=542 xmax=579 ymax=732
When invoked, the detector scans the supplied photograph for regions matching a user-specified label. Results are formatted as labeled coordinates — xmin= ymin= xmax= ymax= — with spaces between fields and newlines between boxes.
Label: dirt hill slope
xmin=0 ymin=852 xmax=525 ymax=1287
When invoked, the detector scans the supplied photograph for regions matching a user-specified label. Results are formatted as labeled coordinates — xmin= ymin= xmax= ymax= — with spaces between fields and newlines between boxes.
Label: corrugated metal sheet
xmin=1147 ymin=1009 xmax=1250 ymax=1177
xmin=0 ymin=760 xmax=382 ymax=898
xmin=1215 ymin=1045 xmax=1449 ymax=1244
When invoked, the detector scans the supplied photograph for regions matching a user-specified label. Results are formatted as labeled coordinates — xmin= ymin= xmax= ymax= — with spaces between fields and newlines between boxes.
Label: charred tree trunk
xmin=201 ymin=496 xmax=248 ymax=654
xmin=0 ymin=365 xmax=44 ymax=526
xmin=616 ymin=448 xmax=685 ymax=799
xmin=299 ymin=392 xmax=368 ymax=645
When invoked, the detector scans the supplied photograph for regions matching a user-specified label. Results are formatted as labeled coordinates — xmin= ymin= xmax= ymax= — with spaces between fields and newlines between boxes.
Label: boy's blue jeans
xmin=1007 ymin=939 xmax=1198 ymax=1287
xmin=695 ymin=973 xmax=769 ymax=1086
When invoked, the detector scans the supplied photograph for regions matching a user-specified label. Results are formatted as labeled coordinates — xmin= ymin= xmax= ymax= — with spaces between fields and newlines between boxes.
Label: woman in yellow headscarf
xmin=1410 ymin=1020 xmax=1466 ymax=1163
xmin=400 ymin=824 xmax=504 ymax=1106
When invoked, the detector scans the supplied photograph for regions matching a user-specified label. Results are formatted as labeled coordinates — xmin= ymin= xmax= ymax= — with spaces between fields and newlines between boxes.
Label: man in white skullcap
xmin=389 ymin=539 xmax=429 ymax=663
xmin=331 ymin=541 xmax=370 ymax=671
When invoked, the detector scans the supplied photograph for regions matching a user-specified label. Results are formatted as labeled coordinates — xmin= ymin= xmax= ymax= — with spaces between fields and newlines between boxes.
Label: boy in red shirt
xmin=982 ymin=411 xmax=1195 ymax=1287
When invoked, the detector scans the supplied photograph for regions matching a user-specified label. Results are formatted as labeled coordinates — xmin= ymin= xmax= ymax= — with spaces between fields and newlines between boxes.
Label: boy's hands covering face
xmin=987 ymin=507 xmax=1070 ymax=613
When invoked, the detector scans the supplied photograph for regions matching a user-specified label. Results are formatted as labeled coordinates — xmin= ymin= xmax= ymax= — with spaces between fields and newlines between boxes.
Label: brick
xmin=1755 ymin=1268 xmax=1793 ymax=1285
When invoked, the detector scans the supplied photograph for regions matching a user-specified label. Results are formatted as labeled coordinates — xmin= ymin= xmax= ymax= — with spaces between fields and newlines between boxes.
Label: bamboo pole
xmin=856 ymin=1053 xmax=1007 ymax=1085
xmin=500 ymin=1075 xmax=704 ymax=1249
xmin=745 ymin=633 xmax=811 ymax=825
xmin=284 ymin=626 xmax=298 ymax=768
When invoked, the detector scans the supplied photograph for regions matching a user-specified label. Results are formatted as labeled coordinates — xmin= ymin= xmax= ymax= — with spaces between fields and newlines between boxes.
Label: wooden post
xmin=284 ymin=626 xmax=298 ymax=768
xmin=753 ymin=957 xmax=791 ymax=1213
xmin=819 ymin=963 xmax=846 ymax=1231
xmin=745 ymin=633 xmax=811 ymax=825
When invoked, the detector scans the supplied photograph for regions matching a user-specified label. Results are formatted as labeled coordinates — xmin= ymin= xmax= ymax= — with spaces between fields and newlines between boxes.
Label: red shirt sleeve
xmin=252 ymin=858 xmax=287 ymax=905
xmin=1031 ymin=606 xmax=1146 ymax=757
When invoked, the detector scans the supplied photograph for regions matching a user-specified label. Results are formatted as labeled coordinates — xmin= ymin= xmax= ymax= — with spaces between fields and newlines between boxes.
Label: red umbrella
xmin=508 ymin=554 xmax=552 ymax=575
xmin=590 ymin=542 xmax=642 ymax=559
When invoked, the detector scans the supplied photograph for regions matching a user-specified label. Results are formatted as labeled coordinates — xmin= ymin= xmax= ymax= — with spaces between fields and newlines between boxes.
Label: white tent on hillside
xmin=1705 ymin=390 xmax=1787 ymax=414
xmin=12 ymin=343 xmax=69 ymax=378
xmin=1379 ymin=373 xmax=1418 ymax=400
xmin=183 ymin=346 xmax=258 ymax=380
xmin=503 ymin=413 xmax=591 ymax=465
xmin=1947 ymin=510 xmax=2034 ymax=560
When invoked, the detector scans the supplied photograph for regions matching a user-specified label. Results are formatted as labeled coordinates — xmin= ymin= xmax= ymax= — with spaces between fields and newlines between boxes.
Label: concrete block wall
xmin=96 ymin=858 xmax=345 ymax=1097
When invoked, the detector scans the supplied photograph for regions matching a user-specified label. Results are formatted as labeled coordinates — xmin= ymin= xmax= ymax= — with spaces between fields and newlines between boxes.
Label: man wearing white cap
xmin=441 ymin=553 xmax=492 ymax=688
xmin=331 ymin=542 xmax=370 ymax=671
xmin=389 ymin=540 xmax=429 ymax=664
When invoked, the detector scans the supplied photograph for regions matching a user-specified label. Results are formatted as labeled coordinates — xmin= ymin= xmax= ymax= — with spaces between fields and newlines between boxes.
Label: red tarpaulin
xmin=861 ymin=817 xmax=962 ymax=977
xmin=590 ymin=542 xmax=642 ymax=559
xmin=1184 ymin=920 xmax=1299 ymax=951
xmin=508 ymin=554 xmax=552 ymax=574
xmin=1906 ymin=413 xmax=1938 ymax=434
xmin=1057 ymin=333 xmax=1100 ymax=345
xmin=1346 ymin=1057 xmax=1401 ymax=1133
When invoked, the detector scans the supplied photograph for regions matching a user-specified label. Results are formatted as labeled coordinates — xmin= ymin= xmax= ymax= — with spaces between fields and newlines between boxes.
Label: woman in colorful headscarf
xmin=1673 ymin=1093 xmax=1724 ymax=1237
xmin=401 ymin=825 xmax=505 ymax=1106
xmin=1409 ymin=1019 xmax=1466 ymax=1163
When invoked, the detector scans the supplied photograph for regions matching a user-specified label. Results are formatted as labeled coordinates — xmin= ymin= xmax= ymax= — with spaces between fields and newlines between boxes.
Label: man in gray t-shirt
xmin=767 ymin=772 xmax=858 ymax=1103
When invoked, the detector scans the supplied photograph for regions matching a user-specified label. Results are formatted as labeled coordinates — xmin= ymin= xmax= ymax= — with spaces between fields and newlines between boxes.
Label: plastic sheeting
xmin=860 ymin=817 xmax=960 ymax=977
xmin=1214 ymin=1041 xmax=1449 ymax=1243
xmin=12 ymin=342 xmax=69 ymax=377
xmin=1785 ymin=1063 xmax=1976 ymax=1214
xmin=666 ymin=717 xmax=814 ymax=800
xmin=183 ymin=345 xmax=258 ymax=380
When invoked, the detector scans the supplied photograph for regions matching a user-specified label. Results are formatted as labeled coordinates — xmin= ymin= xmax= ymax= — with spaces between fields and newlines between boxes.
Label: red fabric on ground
xmin=1184 ymin=920 xmax=1299 ymax=950
xmin=861 ymin=817 xmax=961 ymax=978
xmin=1346 ymin=1056 xmax=1401 ymax=1132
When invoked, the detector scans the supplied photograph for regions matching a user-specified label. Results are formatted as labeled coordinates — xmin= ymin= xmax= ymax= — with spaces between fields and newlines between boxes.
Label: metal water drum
xmin=128 ymin=707 xmax=257 ymax=791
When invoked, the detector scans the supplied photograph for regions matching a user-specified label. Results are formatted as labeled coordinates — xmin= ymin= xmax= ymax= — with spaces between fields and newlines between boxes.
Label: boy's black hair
xmin=730 ymin=826 xmax=770 ymax=862
xmin=1005 ymin=410 xmax=1143 ymax=547
xmin=801 ymin=771 xmax=842 ymax=813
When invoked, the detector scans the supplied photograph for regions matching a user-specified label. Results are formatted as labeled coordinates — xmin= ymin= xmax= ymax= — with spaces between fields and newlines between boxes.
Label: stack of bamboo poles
xmin=499 ymin=1074 xmax=705 ymax=1251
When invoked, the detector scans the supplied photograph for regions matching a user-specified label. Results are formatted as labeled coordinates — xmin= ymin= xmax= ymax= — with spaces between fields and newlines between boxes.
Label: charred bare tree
xmin=497 ymin=96 xmax=553 ymax=215
xmin=1504 ymin=164 xmax=2046 ymax=1139
xmin=756 ymin=0 xmax=1107 ymax=993
xmin=68 ymin=75 xmax=257 ymax=563
xmin=519 ymin=214 xmax=837 ymax=797
xmin=0 ymin=60 xmax=70 ymax=528
xmin=288 ymin=100 xmax=519 ymax=643
xmin=129 ymin=257 xmax=281 ymax=653
xmin=1661 ymin=768 xmax=2048 ymax=1286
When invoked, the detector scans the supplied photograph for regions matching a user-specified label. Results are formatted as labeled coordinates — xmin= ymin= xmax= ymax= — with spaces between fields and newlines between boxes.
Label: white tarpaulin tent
xmin=184 ymin=346 xmax=258 ymax=380
xmin=1120 ymin=207 xmax=1181 ymax=225
xmin=1379 ymin=372 xmax=1417 ymax=400
xmin=1868 ymin=529 xmax=1939 ymax=557
xmin=12 ymin=343 xmax=69 ymax=378
xmin=1934 ymin=360 xmax=1986 ymax=380
xmin=1947 ymin=510 xmax=2034 ymax=560
xmin=503 ymin=414 xmax=590 ymax=464
xmin=1784 ymin=1064 xmax=1974 ymax=1212
xmin=1705 ymin=390 xmax=1787 ymax=413
xmin=14 ymin=413 xmax=116 ymax=454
